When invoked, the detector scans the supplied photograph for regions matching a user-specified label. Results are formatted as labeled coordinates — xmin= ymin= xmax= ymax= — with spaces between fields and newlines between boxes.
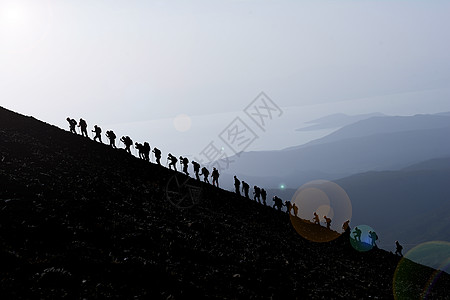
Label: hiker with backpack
xmin=242 ymin=181 xmax=250 ymax=198
xmin=292 ymin=203 xmax=299 ymax=217
xmin=180 ymin=156 xmax=189 ymax=175
xmin=234 ymin=176 xmax=241 ymax=196
xmin=168 ymin=153 xmax=178 ymax=170
xmin=135 ymin=143 xmax=145 ymax=159
xmin=369 ymin=231 xmax=378 ymax=247
xmin=272 ymin=196 xmax=283 ymax=211
xmin=313 ymin=212 xmax=320 ymax=225
xmin=153 ymin=147 xmax=162 ymax=165
xmin=66 ymin=117 xmax=77 ymax=134
xmin=260 ymin=188 xmax=267 ymax=205
xmin=192 ymin=161 xmax=200 ymax=180
xmin=143 ymin=142 xmax=151 ymax=162
xmin=395 ymin=241 xmax=403 ymax=256
xmin=78 ymin=118 xmax=88 ymax=138
xmin=324 ymin=215 xmax=332 ymax=229
xmin=284 ymin=200 xmax=292 ymax=215
xmin=199 ymin=166 xmax=210 ymax=183
xmin=92 ymin=125 xmax=102 ymax=143
xmin=121 ymin=136 xmax=133 ymax=154
xmin=211 ymin=167 xmax=220 ymax=187
xmin=253 ymin=186 xmax=261 ymax=203
xmin=105 ymin=130 xmax=117 ymax=148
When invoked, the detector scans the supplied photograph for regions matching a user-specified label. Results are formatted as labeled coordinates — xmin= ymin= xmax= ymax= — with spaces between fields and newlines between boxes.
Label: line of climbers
xmin=66 ymin=117 xmax=404 ymax=256
xmin=66 ymin=117 xmax=220 ymax=185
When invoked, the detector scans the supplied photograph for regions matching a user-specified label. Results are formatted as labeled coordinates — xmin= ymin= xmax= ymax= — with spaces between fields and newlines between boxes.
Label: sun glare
xmin=0 ymin=0 xmax=52 ymax=53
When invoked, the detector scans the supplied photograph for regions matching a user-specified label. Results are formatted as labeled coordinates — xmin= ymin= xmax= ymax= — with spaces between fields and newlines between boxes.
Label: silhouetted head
xmin=66 ymin=117 xmax=70 ymax=121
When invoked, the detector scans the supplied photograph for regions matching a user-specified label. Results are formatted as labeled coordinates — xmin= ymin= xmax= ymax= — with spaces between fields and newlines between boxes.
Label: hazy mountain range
xmin=223 ymin=113 xmax=450 ymax=189
xmin=220 ymin=112 xmax=450 ymax=254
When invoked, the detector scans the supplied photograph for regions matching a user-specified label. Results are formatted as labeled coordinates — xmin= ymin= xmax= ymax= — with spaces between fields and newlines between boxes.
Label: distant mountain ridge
xmin=222 ymin=113 xmax=450 ymax=189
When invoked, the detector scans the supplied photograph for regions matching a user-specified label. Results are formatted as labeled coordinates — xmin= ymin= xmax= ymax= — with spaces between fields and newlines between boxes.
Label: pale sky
xmin=1 ymin=0 xmax=450 ymax=157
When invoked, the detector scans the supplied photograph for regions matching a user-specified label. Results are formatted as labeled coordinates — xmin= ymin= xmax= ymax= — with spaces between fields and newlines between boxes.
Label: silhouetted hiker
xmin=153 ymin=147 xmax=161 ymax=165
xmin=135 ymin=143 xmax=145 ymax=159
xmin=105 ymin=130 xmax=117 ymax=148
xmin=92 ymin=125 xmax=102 ymax=143
xmin=211 ymin=167 xmax=220 ymax=187
xmin=192 ymin=161 xmax=200 ymax=180
xmin=66 ymin=117 xmax=77 ymax=134
xmin=143 ymin=142 xmax=151 ymax=161
xmin=180 ymin=156 xmax=189 ymax=175
xmin=292 ymin=203 xmax=298 ymax=217
xmin=168 ymin=153 xmax=178 ymax=170
xmin=253 ymin=186 xmax=261 ymax=203
xmin=242 ymin=181 xmax=250 ymax=198
xmin=78 ymin=118 xmax=88 ymax=137
xmin=200 ymin=166 xmax=210 ymax=183
xmin=234 ymin=176 xmax=241 ymax=195
xmin=353 ymin=227 xmax=362 ymax=242
xmin=261 ymin=188 xmax=267 ymax=205
xmin=284 ymin=200 xmax=292 ymax=215
xmin=342 ymin=220 xmax=350 ymax=233
xmin=395 ymin=241 xmax=403 ymax=257
xmin=324 ymin=215 xmax=332 ymax=229
xmin=313 ymin=212 xmax=320 ymax=225
xmin=368 ymin=231 xmax=378 ymax=247
xmin=272 ymin=196 xmax=283 ymax=211
xmin=121 ymin=136 xmax=133 ymax=154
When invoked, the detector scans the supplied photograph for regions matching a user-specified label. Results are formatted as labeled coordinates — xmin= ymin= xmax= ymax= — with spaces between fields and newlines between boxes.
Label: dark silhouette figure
xmin=242 ymin=181 xmax=250 ymax=198
xmin=121 ymin=136 xmax=133 ymax=154
xmin=92 ymin=125 xmax=102 ymax=143
xmin=135 ymin=143 xmax=145 ymax=159
xmin=368 ymin=231 xmax=378 ymax=247
xmin=353 ymin=227 xmax=362 ymax=242
xmin=200 ymin=167 xmax=210 ymax=183
xmin=324 ymin=215 xmax=332 ymax=229
xmin=292 ymin=203 xmax=298 ymax=217
xmin=143 ymin=142 xmax=150 ymax=161
xmin=272 ymin=196 xmax=283 ymax=211
xmin=105 ymin=130 xmax=117 ymax=148
xmin=192 ymin=161 xmax=200 ymax=180
xmin=153 ymin=147 xmax=161 ymax=165
xmin=342 ymin=220 xmax=350 ymax=233
xmin=180 ymin=156 xmax=189 ymax=175
xmin=66 ymin=117 xmax=77 ymax=134
xmin=78 ymin=118 xmax=88 ymax=137
xmin=253 ymin=186 xmax=261 ymax=203
xmin=234 ymin=176 xmax=241 ymax=195
xmin=261 ymin=188 xmax=267 ymax=206
xmin=211 ymin=167 xmax=220 ymax=187
xmin=395 ymin=241 xmax=403 ymax=257
xmin=284 ymin=200 xmax=292 ymax=215
xmin=313 ymin=212 xmax=320 ymax=225
xmin=168 ymin=153 xmax=178 ymax=170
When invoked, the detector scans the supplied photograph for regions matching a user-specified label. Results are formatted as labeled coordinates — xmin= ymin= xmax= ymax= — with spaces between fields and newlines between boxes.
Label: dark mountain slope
xmin=0 ymin=106 xmax=449 ymax=299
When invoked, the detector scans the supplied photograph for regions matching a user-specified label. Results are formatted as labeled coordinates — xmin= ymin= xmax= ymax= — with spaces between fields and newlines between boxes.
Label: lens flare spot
xmin=393 ymin=241 xmax=450 ymax=300
xmin=349 ymin=224 xmax=377 ymax=252
xmin=173 ymin=114 xmax=192 ymax=132
xmin=290 ymin=180 xmax=352 ymax=243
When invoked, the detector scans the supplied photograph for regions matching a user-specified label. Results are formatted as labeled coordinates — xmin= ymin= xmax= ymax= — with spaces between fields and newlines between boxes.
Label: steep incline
xmin=0 ymin=107 xmax=448 ymax=299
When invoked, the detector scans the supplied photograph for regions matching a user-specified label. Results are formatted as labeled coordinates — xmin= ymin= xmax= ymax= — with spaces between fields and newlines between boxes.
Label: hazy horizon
xmin=2 ymin=0 xmax=450 ymax=157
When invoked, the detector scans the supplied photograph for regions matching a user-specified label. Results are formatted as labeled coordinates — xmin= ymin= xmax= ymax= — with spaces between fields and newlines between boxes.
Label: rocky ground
xmin=0 ymin=106 xmax=449 ymax=299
